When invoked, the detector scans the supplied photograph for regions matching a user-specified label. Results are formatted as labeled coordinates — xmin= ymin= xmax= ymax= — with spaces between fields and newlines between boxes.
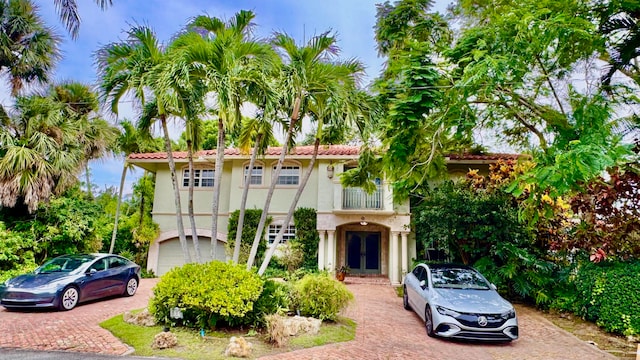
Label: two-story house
xmin=128 ymin=145 xmax=518 ymax=285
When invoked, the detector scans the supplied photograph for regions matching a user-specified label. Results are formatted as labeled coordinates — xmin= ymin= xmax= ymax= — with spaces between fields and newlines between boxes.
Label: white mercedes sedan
xmin=403 ymin=263 xmax=519 ymax=341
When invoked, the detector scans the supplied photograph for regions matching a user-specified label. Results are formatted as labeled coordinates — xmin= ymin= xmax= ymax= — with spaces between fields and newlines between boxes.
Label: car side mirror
xmin=86 ymin=268 xmax=97 ymax=276
xmin=420 ymin=280 xmax=427 ymax=289
xmin=491 ymin=283 xmax=497 ymax=290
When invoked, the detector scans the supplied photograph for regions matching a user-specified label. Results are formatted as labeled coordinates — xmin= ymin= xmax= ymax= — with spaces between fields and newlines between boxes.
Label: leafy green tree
xmin=349 ymin=0 xmax=461 ymax=202
xmin=449 ymin=0 xmax=634 ymax=198
xmin=0 ymin=0 xmax=59 ymax=95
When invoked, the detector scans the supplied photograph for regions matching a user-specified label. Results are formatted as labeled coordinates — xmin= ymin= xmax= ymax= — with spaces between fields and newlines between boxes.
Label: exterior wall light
xmin=360 ymin=216 xmax=368 ymax=226
xmin=327 ymin=164 xmax=334 ymax=179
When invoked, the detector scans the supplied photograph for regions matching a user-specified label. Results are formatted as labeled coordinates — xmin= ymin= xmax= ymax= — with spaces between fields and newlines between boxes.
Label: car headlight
xmin=436 ymin=305 xmax=461 ymax=318
xmin=501 ymin=309 xmax=516 ymax=320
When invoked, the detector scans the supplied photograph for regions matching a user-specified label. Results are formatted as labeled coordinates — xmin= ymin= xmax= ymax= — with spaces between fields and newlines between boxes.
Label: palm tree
xmin=52 ymin=0 xmax=112 ymax=40
xmin=232 ymin=105 xmax=277 ymax=264
xmin=98 ymin=25 xmax=193 ymax=264
xmin=0 ymin=84 xmax=92 ymax=213
xmin=257 ymin=59 xmax=365 ymax=275
xmin=247 ymin=32 xmax=365 ymax=272
xmin=598 ymin=2 xmax=640 ymax=86
xmin=0 ymin=0 xmax=60 ymax=95
xmin=109 ymin=119 xmax=161 ymax=254
xmin=175 ymin=10 xmax=279 ymax=261
xmin=51 ymin=82 xmax=118 ymax=198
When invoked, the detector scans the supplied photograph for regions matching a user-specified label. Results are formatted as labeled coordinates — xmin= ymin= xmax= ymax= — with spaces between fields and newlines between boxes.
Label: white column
xmin=327 ymin=230 xmax=336 ymax=272
xmin=390 ymin=231 xmax=399 ymax=285
xmin=318 ymin=230 xmax=326 ymax=271
xmin=401 ymin=232 xmax=408 ymax=280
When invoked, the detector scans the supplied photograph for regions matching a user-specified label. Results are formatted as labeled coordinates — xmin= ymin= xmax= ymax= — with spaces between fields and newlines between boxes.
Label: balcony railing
xmin=342 ymin=185 xmax=383 ymax=210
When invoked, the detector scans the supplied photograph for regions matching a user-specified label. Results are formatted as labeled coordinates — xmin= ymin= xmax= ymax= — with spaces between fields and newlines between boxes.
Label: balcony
xmin=342 ymin=185 xmax=384 ymax=210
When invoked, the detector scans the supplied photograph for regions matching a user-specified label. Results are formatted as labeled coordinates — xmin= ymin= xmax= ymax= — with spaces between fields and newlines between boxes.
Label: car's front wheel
xmin=403 ymin=286 xmax=411 ymax=310
xmin=425 ymin=306 xmax=435 ymax=337
xmin=59 ymin=286 xmax=79 ymax=311
xmin=123 ymin=277 xmax=138 ymax=297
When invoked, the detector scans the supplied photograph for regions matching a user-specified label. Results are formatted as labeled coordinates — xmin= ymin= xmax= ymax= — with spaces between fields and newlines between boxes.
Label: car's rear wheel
xmin=425 ymin=306 xmax=435 ymax=337
xmin=123 ymin=277 xmax=138 ymax=297
xmin=59 ymin=286 xmax=79 ymax=311
xmin=403 ymin=286 xmax=411 ymax=310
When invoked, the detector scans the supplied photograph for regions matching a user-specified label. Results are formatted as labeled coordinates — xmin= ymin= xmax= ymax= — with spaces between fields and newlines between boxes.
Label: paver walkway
xmin=0 ymin=277 xmax=618 ymax=359
xmin=0 ymin=278 xmax=157 ymax=355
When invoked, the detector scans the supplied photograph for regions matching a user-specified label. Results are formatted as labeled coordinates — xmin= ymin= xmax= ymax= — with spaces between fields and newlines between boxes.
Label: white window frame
xmin=243 ymin=164 xmax=264 ymax=186
xmin=182 ymin=167 xmax=214 ymax=188
xmin=267 ymin=223 xmax=296 ymax=245
xmin=273 ymin=163 xmax=300 ymax=185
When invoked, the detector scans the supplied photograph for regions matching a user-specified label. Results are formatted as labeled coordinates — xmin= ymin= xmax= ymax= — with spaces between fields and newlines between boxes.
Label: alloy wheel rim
xmin=63 ymin=288 xmax=78 ymax=309
xmin=127 ymin=279 xmax=137 ymax=295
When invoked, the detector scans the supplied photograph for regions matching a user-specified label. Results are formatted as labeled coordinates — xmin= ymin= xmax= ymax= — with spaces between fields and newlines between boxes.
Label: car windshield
xmin=35 ymin=255 xmax=94 ymax=274
xmin=430 ymin=267 xmax=491 ymax=290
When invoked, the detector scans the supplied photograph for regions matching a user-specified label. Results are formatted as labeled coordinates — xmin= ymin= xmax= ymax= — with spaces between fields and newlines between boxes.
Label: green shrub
xmin=238 ymin=279 xmax=291 ymax=328
xmin=293 ymin=207 xmax=320 ymax=269
xmin=226 ymin=209 xmax=271 ymax=266
xmin=573 ymin=260 xmax=640 ymax=336
xmin=149 ymin=261 xmax=263 ymax=329
xmin=291 ymin=273 xmax=353 ymax=321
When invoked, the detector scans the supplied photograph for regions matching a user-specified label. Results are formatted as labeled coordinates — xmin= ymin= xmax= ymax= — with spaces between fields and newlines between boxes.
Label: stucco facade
xmin=129 ymin=145 xmax=519 ymax=284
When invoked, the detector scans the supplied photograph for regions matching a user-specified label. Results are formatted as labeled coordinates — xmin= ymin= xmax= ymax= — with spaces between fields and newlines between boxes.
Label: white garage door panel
xmin=157 ymin=237 xmax=226 ymax=276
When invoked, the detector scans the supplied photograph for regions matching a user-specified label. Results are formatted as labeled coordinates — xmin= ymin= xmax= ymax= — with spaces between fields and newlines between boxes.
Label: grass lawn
xmin=100 ymin=312 xmax=356 ymax=360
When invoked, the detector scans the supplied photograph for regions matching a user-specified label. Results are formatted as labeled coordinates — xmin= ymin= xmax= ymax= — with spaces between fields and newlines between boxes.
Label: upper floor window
xmin=182 ymin=168 xmax=214 ymax=188
xmin=267 ymin=224 xmax=296 ymax=244
xmin=244 ymin=165 xmax=263 ymax=185
xmin=274 ymin=165 xmax=300 ymax=185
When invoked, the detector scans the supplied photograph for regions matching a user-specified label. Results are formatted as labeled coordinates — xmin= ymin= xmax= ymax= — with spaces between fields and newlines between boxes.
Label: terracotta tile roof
xmin=128 ymin=145 xmax=361 ymax=160
xmin=127 ymin=145 xmax=522 ymax=161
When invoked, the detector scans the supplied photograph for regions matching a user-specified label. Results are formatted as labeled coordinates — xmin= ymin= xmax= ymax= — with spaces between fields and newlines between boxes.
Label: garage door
xmin=157 ymin=237 xmax=226 ymax=276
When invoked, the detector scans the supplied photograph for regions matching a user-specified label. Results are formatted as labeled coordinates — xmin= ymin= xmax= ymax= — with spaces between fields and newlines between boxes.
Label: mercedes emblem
xmin=477 ymin=316 xmax=488 ymax=327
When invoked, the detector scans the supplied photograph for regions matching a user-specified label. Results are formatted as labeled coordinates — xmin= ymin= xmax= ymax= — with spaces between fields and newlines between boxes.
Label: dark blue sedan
xmin=0 ymin=253 xmax=141 ymax=311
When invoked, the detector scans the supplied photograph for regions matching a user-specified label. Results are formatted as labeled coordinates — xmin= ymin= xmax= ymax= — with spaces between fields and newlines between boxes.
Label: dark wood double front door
xmin=346 ymin=231 xmax=381 ymax=274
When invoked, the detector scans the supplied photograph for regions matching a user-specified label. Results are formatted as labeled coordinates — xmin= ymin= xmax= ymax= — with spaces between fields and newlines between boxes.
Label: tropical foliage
xmin=0 ymin=0 xmax=59 ymax=95
xmin=149 ymin=261 xmax=264 ymax=329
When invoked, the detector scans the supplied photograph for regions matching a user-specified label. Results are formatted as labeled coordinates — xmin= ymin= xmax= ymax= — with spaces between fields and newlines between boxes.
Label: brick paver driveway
xmin=0 ymin=278 xmax=157 ymax=355
xmin=261 ymin=280 xmax=616 ymax=360
xmin=0 ymin=277 xmax=617 ymax=359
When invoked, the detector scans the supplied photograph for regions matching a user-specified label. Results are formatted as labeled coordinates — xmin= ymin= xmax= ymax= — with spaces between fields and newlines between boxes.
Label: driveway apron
xmin=0 ymin=278 xmax=157 ymax=355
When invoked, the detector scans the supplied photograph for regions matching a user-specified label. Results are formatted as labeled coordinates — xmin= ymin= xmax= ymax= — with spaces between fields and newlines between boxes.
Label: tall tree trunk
xmin=187 ymin=140 xmax=202 ymax=263
xmin=210 ymin=118 xmax=225 ymax=261
xmin=85 ymin=163 xmax=93 ymax=199
xmin=233 ymin=134 xmax=262 ymax=264
xmin=161 ymin=116 xmax=191 ymax=264
xmin=139 ymin=171 xmax=148 ymax=228
xmin=258 ymin=138 xmax=319 ymax=275
xmin=247 ymin=97 xmax=301 ymax=270
xmin=109 ymin=164 xmax=127 ymax=254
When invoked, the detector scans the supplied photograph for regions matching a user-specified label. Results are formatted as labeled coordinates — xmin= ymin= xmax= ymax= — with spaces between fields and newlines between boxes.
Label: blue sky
xmin=4 ymin=0 xmax=451 ymax=194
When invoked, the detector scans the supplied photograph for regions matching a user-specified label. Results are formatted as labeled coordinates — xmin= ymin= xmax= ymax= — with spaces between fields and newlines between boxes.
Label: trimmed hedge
xmin=573 ymin=260 xmax=640 ymax=336
xmin=149 ymin=261 xmax=263 ymax=329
